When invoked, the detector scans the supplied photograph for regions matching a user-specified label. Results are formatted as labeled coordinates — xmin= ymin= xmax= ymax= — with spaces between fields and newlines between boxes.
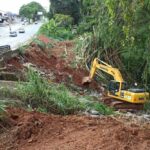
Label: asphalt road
xmin=0 ymin=22 xmax=43 ymax=50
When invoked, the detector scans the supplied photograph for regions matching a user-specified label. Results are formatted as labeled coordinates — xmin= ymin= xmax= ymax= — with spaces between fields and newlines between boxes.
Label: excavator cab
xmin=108 ymin=81 xmax=120 ymax=95
xmin=108 ymin=81 xmax=128 ymax=96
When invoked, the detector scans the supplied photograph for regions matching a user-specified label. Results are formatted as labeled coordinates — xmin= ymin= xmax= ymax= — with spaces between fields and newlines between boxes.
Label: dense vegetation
xmin=49 ymin=0 xmax=80 ymax=24
xmin=78 ymin=0 xmax=150 ymax=89
xmin=38 ymin=14 xmax=74 ymax=40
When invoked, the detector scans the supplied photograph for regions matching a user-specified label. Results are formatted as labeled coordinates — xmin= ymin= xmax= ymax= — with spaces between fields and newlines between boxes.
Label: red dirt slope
xmin=6 ymin=36 xmax=100 ymax=90
xmin=0 ymin=108 xmax=150 ymax=150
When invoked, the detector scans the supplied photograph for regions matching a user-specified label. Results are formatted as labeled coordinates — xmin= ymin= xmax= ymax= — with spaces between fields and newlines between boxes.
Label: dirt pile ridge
xmin=5 ymin=35 xmax=100 ymax=90
xmin=0 ymin=108 xmax=150 ymax=150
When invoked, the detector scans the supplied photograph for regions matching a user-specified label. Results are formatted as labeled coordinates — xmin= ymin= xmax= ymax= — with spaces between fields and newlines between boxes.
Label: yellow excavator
xmin=83 ymin=58 xmax=149 ymax=109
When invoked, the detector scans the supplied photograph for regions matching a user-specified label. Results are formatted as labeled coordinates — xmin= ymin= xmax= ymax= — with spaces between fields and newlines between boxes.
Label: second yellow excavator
xmin=83 ymin=58 xmax=149 ymax=107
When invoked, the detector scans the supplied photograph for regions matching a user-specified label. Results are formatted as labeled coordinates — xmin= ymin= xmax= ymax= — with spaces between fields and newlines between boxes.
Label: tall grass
xmin=0 ymin=101 xmax=6 ymax=114
xmin=17 ymin=69 xmax=84 ymax=114
xmin=17 ymin=69 xmax=113 ymax=115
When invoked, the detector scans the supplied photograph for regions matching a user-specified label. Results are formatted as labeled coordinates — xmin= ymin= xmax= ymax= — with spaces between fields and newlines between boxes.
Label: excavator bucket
xmin=82 ymin=76 xmax=91 ymax=85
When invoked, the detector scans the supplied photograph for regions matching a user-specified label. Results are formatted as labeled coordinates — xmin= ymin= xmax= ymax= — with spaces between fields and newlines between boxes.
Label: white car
xmin=18 ymin=28 xmax=25 ymax=33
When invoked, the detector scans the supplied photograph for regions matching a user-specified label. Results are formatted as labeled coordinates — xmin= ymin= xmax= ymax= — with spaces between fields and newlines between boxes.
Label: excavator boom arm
xmin=82 ymin=58 xmax=149 ymax=106
xmin=89 ymin=58 xmax=124 ymax=82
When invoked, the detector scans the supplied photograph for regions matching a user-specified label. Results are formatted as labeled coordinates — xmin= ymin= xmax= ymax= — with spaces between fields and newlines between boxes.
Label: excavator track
xmin=101 ymin=97 xmax=144 ymax=112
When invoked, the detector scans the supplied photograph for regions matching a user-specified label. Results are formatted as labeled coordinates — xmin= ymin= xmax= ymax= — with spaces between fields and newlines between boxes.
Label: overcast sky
xmin=0 ymin=0 xmax=50 ymax=14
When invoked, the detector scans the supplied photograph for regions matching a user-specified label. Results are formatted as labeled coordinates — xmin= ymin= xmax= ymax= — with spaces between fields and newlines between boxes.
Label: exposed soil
xmin=0 ymin=108 xmax=150 ymax=150
xmin=1 ymin=35 xmax=150 ymax=150
xmin=5 ymin=35 xmax=100 ymax=90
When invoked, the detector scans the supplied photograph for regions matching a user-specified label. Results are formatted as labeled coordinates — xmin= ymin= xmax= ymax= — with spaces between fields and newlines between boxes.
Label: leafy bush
xmin=77 ymin=16 xmax=97 ymax=34
xmin=54 ymin=14 xmax=73 ymax=27
xmin=17 ymin=69 xmax=113 ymax=115
xmin=18 ymin=44 xmax=29 ymax=56
xmin=50 ymin=0 xmax=80 ymax=24
xmin=38 ymin=18 xmax=74 ymax=40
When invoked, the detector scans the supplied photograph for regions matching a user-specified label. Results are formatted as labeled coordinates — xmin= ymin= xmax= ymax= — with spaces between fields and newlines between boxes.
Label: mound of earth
xmin=5 ymin=35 xmax=101 ymax=91
xmin=0 ymin=108 xmax=150 ymax=150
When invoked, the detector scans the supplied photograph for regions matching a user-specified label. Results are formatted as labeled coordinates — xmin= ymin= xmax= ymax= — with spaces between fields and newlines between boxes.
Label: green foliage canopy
xmin=19 ymin=1 xmax=46 ymax=20
xmin=49 ymin=0 xmax=80 ymax=24
xmin=54 ymin=14 xmax=73 ymax=27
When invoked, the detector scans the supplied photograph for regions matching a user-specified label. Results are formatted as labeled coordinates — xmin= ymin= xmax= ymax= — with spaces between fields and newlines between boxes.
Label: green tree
xmin=49 ymin=0 xmax=80 ymax=24
xmin=19 ymin=1 xmax=46 ymax=21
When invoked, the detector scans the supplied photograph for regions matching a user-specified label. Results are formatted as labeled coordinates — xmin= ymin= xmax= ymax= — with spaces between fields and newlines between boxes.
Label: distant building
xmin=0 ymin=10 xmax=16 ymax=23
